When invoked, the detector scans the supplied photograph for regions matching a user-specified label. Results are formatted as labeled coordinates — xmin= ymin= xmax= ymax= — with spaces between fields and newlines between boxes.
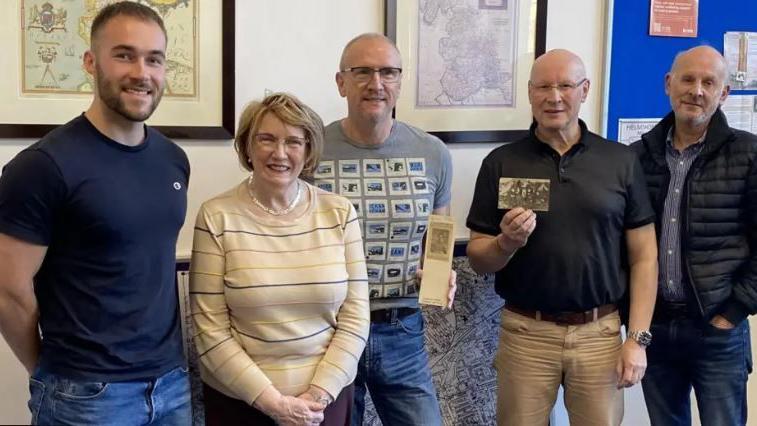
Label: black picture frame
xmin=385 ymin=0 xmax=548 ymax=143
xmin=0 ymin=0 xmax=235 ymax=140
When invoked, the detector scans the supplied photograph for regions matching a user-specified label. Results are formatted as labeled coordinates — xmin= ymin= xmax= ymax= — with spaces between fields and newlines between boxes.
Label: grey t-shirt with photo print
xmin=320 ymin=120 xmax=453 ymax=311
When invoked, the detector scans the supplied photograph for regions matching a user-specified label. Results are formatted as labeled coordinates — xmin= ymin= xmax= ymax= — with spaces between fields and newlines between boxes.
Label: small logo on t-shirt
xmin=173 ymin=182 xmax=182 ymax=190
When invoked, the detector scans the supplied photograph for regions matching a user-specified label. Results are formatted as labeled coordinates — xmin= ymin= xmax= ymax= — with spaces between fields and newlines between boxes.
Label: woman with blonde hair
xmin=190 ymin=93 xmax=369 ymax=425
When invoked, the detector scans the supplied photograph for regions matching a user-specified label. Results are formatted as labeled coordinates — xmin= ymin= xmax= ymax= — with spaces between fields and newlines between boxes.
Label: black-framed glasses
xmin=341 ymin=67 xmax=403 ymax=83
xmin=529 ymin=78 xmax=588 ymax=94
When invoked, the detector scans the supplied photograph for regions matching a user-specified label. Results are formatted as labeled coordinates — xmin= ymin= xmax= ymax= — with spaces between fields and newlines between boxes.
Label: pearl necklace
xmin=247 ymin=175 xmax=302 ymax=216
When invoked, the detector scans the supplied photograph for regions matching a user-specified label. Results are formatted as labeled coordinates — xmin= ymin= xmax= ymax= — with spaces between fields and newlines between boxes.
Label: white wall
xmin=1 ymin=0 xmax=756 ymax=425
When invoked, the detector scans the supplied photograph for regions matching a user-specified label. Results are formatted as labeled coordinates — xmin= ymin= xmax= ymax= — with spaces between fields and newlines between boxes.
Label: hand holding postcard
xmin=498 ymin=177 xmax=550 ymax=211
xmin=419 ymin=215 xmax=455 ymax=307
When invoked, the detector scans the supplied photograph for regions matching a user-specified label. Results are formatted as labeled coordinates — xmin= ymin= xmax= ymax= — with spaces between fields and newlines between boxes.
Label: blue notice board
xmin=605 ymin=0 xmax=757 ymax=141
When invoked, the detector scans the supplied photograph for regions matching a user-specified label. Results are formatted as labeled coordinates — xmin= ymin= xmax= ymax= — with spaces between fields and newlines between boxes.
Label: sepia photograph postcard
xmin=498 ymin=177 xmax=550 ymax=211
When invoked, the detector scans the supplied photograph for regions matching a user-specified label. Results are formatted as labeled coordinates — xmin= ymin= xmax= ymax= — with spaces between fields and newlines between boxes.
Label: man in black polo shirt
xmin=466 ymin=49 xmax=658 ymax=425
xmin=632 ymin=45 xmax=757 ymax=426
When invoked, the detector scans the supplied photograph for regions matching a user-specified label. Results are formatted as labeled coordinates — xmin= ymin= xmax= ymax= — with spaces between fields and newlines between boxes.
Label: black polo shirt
xmin=466 ymin=121 xmax=654 ymax=312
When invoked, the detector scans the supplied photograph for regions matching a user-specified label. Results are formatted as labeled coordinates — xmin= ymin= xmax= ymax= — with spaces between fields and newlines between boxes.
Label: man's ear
xmin=581 ymin=79 xmax=590 ymax=103
xmin=83 ymin=50 xmax=95 ymax=76
xmin=719 ymin=83 xmax=730 ymax=106
xmin=336 ymin=72 xmax=347 ymax=98
xmin=664 ymin=73 xmax=672 ymax=97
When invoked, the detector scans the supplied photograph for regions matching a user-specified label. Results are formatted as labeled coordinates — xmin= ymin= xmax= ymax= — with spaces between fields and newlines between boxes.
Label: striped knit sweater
xmin=190 ymin=180 xmax=369 ymax=404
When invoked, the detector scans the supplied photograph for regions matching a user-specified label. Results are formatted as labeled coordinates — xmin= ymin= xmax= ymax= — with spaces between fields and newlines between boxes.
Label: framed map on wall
xmin=385 ymin=0 xmax=548 ymax=143
xmin=22 ymin=0 xmax=197 ymax=97
xmin=0 ymin=0 xmax=235 ymax=139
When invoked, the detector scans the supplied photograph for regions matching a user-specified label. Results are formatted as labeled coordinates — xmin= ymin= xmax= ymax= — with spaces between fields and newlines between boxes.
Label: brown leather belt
xmin=505 ymin=303 xmax=617 ymax=325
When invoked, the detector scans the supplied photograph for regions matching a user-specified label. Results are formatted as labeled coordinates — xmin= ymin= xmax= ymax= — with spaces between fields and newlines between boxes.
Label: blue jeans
xmin=352 ymin=310 xmax=442 ymax=426
xmin=28 ymin=365 xmax=191 ymax=425
xmin=642 ymin=318 xmax=752 ymax=426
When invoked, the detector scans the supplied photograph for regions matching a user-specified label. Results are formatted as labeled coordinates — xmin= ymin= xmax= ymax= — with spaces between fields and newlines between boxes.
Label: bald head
xmin=339 ymin=33 xmax=401 ymax=71
xmin=527 ymin=49 xmax=590 ymax=137
xmin=669 ymin=45 xmax=727 ymax=81
xmin=665 ymin=45 xmax=730 ymax=130
xmin=530 ymin=49 xmax=586 ymax=83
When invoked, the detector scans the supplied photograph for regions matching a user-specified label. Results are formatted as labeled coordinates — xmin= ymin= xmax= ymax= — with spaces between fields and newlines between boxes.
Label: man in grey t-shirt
xmin=320 ymin=33 xmax=454 ymax=425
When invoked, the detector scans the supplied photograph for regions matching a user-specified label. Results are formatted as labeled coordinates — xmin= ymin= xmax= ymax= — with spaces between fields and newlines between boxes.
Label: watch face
xmin=633 ymin=331 xmax=652 ymax=346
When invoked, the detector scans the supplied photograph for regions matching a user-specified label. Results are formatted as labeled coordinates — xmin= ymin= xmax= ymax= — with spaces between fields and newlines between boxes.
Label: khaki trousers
xmin=495 ymin=309 xmax=624 ymax=426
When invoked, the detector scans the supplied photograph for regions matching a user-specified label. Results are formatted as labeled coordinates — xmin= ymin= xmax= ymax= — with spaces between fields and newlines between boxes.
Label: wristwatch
xmin=627 ymin=330 xmax=653 ymax=348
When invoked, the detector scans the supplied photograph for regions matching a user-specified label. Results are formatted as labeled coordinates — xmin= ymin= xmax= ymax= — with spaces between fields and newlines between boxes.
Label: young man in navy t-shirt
xmin=0 ymin=2 xmax=190 ymax=424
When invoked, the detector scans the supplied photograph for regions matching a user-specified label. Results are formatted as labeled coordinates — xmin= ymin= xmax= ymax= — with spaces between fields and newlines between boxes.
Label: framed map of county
xmin=0 ymin=0 xmax=235 ymax=139
xmin=385 ymin=0 xmax=548 ymax=143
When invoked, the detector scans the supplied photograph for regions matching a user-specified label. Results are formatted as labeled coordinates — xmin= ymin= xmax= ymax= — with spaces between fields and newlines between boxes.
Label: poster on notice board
xmin=649 ymin=0 xmax=698 ymax=37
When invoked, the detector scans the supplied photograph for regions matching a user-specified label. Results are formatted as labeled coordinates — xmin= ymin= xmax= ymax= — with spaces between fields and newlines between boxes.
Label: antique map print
xmin=22 ymin=0 xmax=196 ymax=96
xmin=417 ymin=0 xmax=518 ymax=107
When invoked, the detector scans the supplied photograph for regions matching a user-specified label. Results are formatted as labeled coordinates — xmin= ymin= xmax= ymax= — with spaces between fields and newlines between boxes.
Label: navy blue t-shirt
xmin=0 ymin=115 xmax=189 ymax=381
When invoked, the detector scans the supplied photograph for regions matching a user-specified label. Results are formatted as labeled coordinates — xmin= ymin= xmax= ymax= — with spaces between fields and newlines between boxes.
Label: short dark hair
xmin=90 ymin=1 xmax=167 ymax=47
